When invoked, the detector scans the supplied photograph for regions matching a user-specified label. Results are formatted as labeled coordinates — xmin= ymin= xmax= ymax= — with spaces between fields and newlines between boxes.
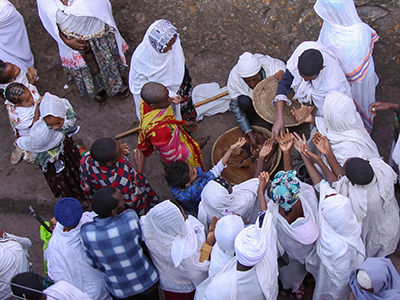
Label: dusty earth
xmin=1 ymin=0 xmax=400 ymax=299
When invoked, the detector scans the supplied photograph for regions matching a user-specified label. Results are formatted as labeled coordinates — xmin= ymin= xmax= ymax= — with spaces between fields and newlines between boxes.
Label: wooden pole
xmin=115 ymin=90 xmax=229 ymax=139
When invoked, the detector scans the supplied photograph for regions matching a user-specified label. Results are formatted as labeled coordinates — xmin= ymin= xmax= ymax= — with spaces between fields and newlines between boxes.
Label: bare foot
xmin=196 ymin=136 xmax=210 ymax=149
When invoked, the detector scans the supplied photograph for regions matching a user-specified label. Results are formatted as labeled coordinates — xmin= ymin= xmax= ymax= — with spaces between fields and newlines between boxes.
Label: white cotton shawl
xmin=44 ymin=281 xmax=93 ymax=300
xmin=314 ymin=0 xmax=377 ymax=76
xmin=227 ymin=53 xmax=285 ymax=100
xmin=195 ymin=210 xmax=279 ymax=300
xmin=316 ymin=90 xmax=379 ymax=165
xmin=309 ymin=180 xmax=365 ymax=300
xmin=0 ymin=240 xmax=30 ymax=300
xmin=45 ymin=212 xmax=111 ymax=300
xmin=198 ymin=178 xmax=260 ymax=229
xmin=141 ymin=200 xmax=209 ymax=293
xmin=129 ymin=20 xmax=185 ymax=119
xmin=37 ymin=0 xmax=126 ymax=68
xmin=286 ymin=41 xmax=351 ymax=115
xmin=334 ymin=158 xmax=400 ymax=257
xmin=0 ymin=0 xmax=34 ymax=71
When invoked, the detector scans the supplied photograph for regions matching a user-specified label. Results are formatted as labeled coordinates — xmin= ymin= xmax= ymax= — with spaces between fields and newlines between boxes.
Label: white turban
xmin=214 ymin=215 xmax=244 ymax=256
xmin=234 ymin=225 xmax=268 ymax=267
xmin=237 ymin=52 xmax=262 ymax=78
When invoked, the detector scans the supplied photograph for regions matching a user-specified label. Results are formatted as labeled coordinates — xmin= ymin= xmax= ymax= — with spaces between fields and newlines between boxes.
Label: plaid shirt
xmin=80 ymin=210 xmax=159 ymax=298
xmin=79 ymin=153 xmax=159 ymax=215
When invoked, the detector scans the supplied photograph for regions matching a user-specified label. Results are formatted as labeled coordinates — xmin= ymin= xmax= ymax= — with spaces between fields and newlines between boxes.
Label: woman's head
xmin=269 ymin=170 xmax=300 ymax=213
xmin=39 ymin=94 xmax=69 ymax=130
xmin=2 ymin=82 xmax=33 ymax=107
xmin=148 ymin=19 xmax=178 ymax=53
xmin=0 ymin=60 xmax=21 ymax=84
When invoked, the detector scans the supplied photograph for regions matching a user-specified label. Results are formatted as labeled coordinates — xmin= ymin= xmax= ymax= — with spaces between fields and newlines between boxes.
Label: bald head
xmin=141 ymin=82 xmax=169 ymax=107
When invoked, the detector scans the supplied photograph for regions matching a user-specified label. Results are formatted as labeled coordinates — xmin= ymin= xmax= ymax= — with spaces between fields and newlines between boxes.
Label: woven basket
xmin=252 ymin=76 xmax=302 ymax=127
xmin=211 ymin=126 xmax=282 ymax=185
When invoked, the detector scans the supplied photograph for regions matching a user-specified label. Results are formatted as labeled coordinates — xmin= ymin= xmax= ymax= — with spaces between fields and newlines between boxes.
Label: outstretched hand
xmin=230 ymin=137 xmax=247 ymax=151
xmin=301 ymin=146 xmax=323 ymax=163
xmin=292 ymin=132 xmax=307 ymax=153
xmin=369 ymin=101 xmax=398 ymax=117
xmin=277 ymin=129 xmax=293 ymax=152
xmin=257 ymin=171 xmax=270 ymax=195
xmin=259 ymin=138 xmax=274 ymax=158
xmin=133 ymin=149 xmax=145 ymax=173
xmin=312 ymin=131 xmax=331 ymax=156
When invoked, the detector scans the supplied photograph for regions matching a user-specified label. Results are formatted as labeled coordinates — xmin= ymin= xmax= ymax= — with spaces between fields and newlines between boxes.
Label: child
xmin=138 ymin=81 xmax=206 ymax=170
xmin=1 ymin=82 xmax=41 ymax=164
xmin=15 ymin=91 xmax=86 ymax=205
xmin=165 ymin=137 xmax=246 ymax=215
xmin=0 ymin=59 xmax=39 ymax=89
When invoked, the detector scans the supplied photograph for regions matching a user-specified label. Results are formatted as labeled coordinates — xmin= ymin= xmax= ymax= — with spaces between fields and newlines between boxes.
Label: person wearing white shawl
xmin=0 ymin=0 xmax=34 ymax=71
xmin=271 ymin=41 xmax=351 ymax=139
xmin=0 ymin=230 xmax=30 ymax=300
xmin=227 ymin=52 xmax=285 ymax=152
xmin=315 ymin=90 xmax=380 ymax=166
xmin=45 ymin=198 xmax=111 ymax=300
xmin=129 ymin=19 xmax=196 ymax=121
xmin=198 ymin=178 xmax=260 ymax=229
xmin=194 ymin=203 xmax=279 ymax=300
xmin=36 ymin=0 xmax=128 ymax=101
xmin=314 ymin=0 xmax=379 ymax=132
xmin=306 ymin=180 xmax=365 ymax=300
xmin=208 ymin=215 xmax=244 ymax=276
xmin=16 ymin=92 xmax=86 ymax=204
xmin=141 ymin=200 xmax=209 ymax=299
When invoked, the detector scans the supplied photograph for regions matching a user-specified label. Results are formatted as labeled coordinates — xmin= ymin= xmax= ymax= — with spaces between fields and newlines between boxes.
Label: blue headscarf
xmin=269 ymin=170 xmax=300 ymax=212
xmin=54 ymin=197 xmax=82 ymax=227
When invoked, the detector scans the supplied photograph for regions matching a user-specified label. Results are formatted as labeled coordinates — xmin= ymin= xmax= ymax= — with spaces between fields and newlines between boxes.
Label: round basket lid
xmin=211 ymin=126 xmax=282 ymax=185
xmin=252 ymin=76 xmax=301 ymax=127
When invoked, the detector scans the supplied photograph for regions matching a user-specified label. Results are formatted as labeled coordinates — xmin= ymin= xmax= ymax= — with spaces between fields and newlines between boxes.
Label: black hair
xmin=11 ymin=272 xmax=44 ymax=300
xmin=0 ymin=59 xmax=8 ymax=84
xmin=140 ymin=82 xmax=168 ymax=106
xmin=1 ymin=82 xmax=27 ymax=105
xmin=90 ymin=137 xmax=117 ymax=164
xmin=298 ymin=49 xmax=324 ymax=77
xmin=164 ymin=161 xmax=190 ymax=188
xmin=92 ymin=187 xmax=119 ymax=218
xmin=345 ymin=157 xmax=374 ymax=185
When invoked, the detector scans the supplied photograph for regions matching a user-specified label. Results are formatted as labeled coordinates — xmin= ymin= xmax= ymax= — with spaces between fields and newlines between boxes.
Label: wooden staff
xmin=115 ymin=90 xmax=229 ymax=139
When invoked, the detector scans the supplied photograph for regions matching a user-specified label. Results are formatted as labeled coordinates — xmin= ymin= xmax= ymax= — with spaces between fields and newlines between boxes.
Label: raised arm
xmin=313 ymin=132 xmax=344 ymax=178
xmin=221 ymin=137 xmax=246 ymax=166
xmin=257 ymin=171 xmax=270 ymax=211
xmin=277 ymin=129 xmax=294 ymax=171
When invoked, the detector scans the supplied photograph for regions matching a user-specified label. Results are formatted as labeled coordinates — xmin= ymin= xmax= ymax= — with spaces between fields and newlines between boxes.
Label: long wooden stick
xmin=115 ymin=90 xmax=229 ymax=139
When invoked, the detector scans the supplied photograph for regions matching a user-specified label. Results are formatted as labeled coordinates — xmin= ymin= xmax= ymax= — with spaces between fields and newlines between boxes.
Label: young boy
xmin=165 ymin=137 xmax=251 ymax=215
xmin=138 ymin=82 xmax=205 ymax=169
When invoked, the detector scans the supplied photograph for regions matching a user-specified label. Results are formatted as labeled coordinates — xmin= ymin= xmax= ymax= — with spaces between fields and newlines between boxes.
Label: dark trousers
xmin=238 ymin=95 xmax=257 ymax=119
xmin=112 ymin=283 xmax=159 ymax=300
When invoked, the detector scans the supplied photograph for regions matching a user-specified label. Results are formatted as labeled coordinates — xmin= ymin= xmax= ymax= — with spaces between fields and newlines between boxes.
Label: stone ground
xmin=1 ymin=0 xmax=400 ymax=299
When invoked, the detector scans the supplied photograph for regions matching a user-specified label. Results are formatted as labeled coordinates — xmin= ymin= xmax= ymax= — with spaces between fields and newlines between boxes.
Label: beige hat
xmin=357 ymin=269 xmax=373 ymax=290
xmin=252 ymin=76 xmax=302 ymax=127
xmin=237 ymin=52 xmax=262 ymax=78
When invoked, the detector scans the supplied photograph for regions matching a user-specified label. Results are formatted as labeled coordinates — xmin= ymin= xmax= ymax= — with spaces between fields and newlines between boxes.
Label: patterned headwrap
xmin=148 ymin=19 xmax=178 ymax=53
xmin=269 ymin=170 xmax=300 ymax=212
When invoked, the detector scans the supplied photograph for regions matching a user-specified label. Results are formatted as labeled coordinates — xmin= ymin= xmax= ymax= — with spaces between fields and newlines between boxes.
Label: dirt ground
xmin=1 ymin=1 xmax=400 ymax=299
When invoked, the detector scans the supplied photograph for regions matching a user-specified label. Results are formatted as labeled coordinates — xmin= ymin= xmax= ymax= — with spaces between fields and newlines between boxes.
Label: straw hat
xmin=252 ymin=76 xmax=301 ymax=127
xmin=211 ymin=126 xmax=282 ymax=185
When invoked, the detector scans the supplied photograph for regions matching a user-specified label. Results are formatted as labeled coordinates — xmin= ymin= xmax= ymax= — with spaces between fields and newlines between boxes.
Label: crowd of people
xmin=1 ymin=0 xmax=400 ymax=299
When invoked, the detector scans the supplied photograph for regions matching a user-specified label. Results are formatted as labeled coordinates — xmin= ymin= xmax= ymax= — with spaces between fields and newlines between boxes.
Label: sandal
xmin=291 ymin=105 xmax=315 ymax=124
xmin=10 ymin=145 xmax=24 ymax=164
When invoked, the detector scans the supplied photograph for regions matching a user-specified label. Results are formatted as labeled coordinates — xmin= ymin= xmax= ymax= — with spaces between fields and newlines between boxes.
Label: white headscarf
xmin=286 ymin=41 xmax=351 ymax=115
xmin=142 ymin=200 xmax=200 ymax=267
xmin=314 ymin=0 xmax=378 ymax=79
xmin=209 ymin=215 xmax=244 ymax=276
xmin=198 ymin=178 xmax=259 ymax=228
xmin=235 ymin=225 xmax=268 ymax=267
xmin=316 ymin=90 xmax=379 ymax=165
xmin=0 ymin=0 xmax=34 ymax=71
xmin=227 ymin=52 xmax=285 ymax=100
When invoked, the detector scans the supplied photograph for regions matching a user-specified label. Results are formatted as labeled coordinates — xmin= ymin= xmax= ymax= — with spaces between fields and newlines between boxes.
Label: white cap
xmin=357 ymin=269 xmax=373 ymax=290
xmin=237 ymin=52 xmax=262 ymax=78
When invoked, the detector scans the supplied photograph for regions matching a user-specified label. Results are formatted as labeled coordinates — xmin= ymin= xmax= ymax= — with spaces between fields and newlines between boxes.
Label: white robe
xmin=45 ymin=212 xmax=111 ymax=300
xmin=285 ymin=41 xmax=351 ymax=116
xmin=129 ymin=20 xmax=186 ymax=120
xmin=44 ymin=280 xmax=93 ymax=300
xmin=195 ymin=209 xmax=279 ymax=300
xmin=334 ymin=158 xmax=400 ymax=257
xmin=273 ymin=182 xmax=319 ymax=291
xmin=307 ymin=180 xmax=365 ymax=300
xmin=198 ymin=178 xmax=260 ymax=229
xmin=0 ymin=0 xmax=34 ymax=70
xmin=0 ymin=240 xmax=30 ymax=300
xmin=227 ymin=53 xmax=285 ymax=100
